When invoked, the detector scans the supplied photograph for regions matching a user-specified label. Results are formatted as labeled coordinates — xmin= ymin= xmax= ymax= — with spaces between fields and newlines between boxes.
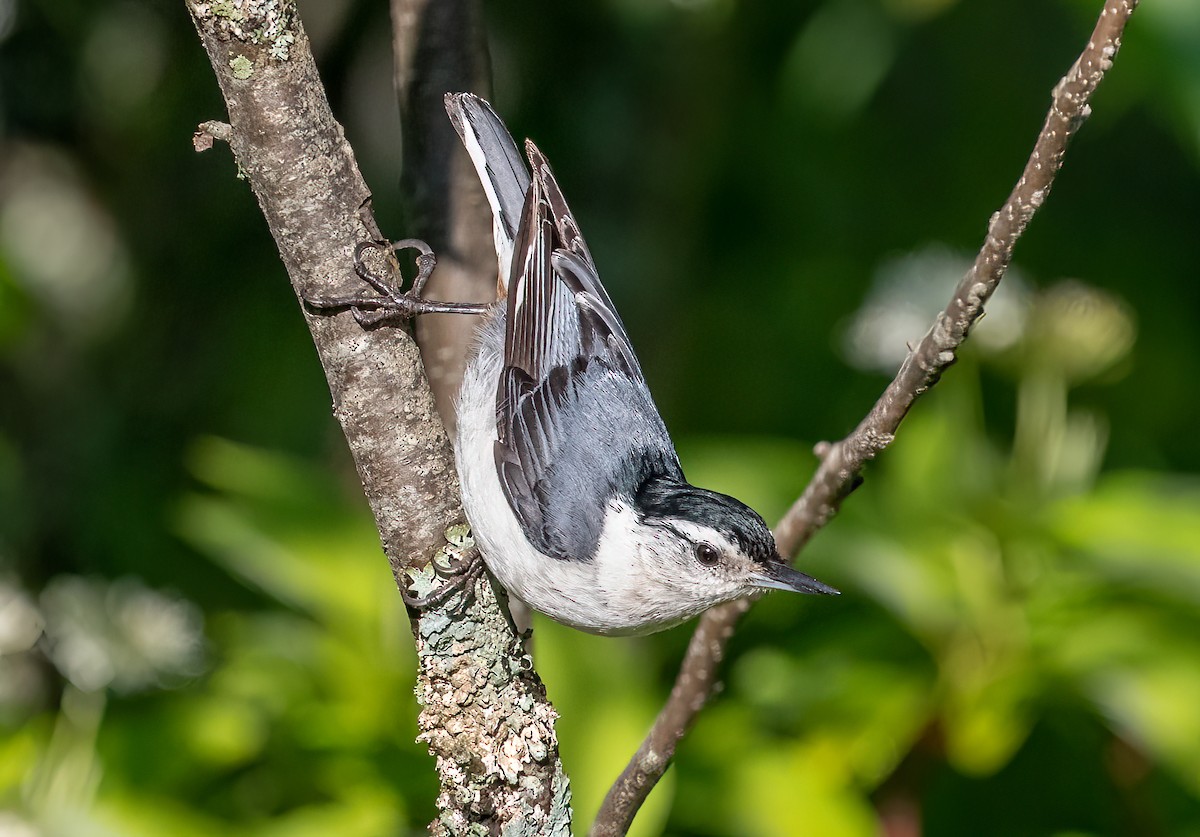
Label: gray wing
xmin=525 ymin=141 xmax=641 ymax=378
xmin=495 ymin=142 xmax=681 ymax=561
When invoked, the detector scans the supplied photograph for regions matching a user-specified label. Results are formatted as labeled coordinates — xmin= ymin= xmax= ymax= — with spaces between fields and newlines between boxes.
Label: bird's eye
xmin=694 ymin=543 xmax=720 ymax=566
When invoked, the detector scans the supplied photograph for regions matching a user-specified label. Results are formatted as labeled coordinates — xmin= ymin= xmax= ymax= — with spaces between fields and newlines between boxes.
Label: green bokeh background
xmin=2 ymin=0 xmax=1200 ymax=834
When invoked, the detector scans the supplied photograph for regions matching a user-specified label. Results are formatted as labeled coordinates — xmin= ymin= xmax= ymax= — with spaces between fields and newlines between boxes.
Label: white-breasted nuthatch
xmin=314 ymin=93 xmax=837 ymax=635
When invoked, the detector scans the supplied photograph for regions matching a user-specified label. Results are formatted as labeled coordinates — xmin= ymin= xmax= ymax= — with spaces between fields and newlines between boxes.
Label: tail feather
xmin=445 ymin=92 xmax=531 ymax=293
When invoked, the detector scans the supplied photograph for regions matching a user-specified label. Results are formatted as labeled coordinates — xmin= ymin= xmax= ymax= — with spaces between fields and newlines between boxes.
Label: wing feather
xmin=445 ymin=93 xmax=531 ymax=291
xmin=481 ymin=120 xmax=680 ymax=561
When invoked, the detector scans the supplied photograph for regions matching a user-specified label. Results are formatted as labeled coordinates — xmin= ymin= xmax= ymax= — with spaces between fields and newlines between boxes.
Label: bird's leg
xmin=399 ymin=548 xmax=487 ymax=610
xmin=304 ymin=238 xmax=492 ymax=326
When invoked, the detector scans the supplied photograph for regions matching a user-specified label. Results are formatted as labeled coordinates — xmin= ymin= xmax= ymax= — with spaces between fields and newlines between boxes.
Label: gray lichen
xmin=413 ymin=548 xmax=571 ymax=836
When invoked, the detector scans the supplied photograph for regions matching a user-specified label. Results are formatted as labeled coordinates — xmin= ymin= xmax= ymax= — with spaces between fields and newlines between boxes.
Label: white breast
xmin=454 ymin=311 xmax=699 ymax=636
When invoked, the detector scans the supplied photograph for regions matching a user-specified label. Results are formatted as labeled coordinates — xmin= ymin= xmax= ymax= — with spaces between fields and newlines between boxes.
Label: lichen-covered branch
xmin=590 ymin=2 xmax=1140 ymax=834
xmin=186 ymin=2 xmax=569 ymax=833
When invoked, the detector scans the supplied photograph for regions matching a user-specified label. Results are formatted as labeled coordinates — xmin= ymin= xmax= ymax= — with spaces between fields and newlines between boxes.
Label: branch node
xmin=193 ymin=120 xmax=233 ymax=152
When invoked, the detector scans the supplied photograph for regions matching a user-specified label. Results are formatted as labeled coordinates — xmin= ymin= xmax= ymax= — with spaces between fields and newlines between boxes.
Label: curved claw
xmin=400 ymin=551 xmax=486 ymax=611
xmin=305 ymin=237 xmax=490 ymax=321
xmin=352 ymin=239 xmax=403 ymax=297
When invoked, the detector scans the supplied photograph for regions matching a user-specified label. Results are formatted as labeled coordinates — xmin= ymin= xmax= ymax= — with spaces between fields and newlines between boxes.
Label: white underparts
xmin=455 ymin=312 xmax=711 ymax=635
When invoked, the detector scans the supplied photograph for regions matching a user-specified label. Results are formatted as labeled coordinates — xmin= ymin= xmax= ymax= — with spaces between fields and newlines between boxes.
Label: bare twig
xmin=185 ymin=3 xmax=569 ymax=834
xmin=590 ymin=2 xmax=1140 ymax=833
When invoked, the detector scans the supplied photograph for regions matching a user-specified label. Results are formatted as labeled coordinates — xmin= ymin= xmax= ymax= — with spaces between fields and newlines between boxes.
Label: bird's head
xmin=631 ymin=477 xmax=839 ymax=610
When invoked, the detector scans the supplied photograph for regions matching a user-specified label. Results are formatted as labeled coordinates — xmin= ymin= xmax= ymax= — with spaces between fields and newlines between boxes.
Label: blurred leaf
xmin=1093 ymin=661 xmax=1200 ymax=796
xmin=0 ymin=720 xmax=42 ymax=793
xmin=178 ymin=695 xmax=269 ymax=768
xmin=780 ymin=0 xmax=898 ymax=122
xmin=1048 ymin=472 xmax=1200 ymax=601
xmin=176 ymin=437 xmax=389 ymax=623
xmin=941 ymin=660 xmax=1035 ymax=776
xmin=728 ymin=737 xmax=878 ymax=836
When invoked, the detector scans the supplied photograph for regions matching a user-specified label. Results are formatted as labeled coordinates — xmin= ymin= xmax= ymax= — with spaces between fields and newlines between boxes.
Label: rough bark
xmin=186 ymin=2 xmax=569 ymax=833
xmin=590 ymin=1 xmax=1141 ymax=834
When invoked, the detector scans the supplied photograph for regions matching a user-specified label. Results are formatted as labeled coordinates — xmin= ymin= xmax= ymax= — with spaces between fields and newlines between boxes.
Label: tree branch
xmin=389 ymin=0 xmax=539 ymax=637
xmin=392 ymin=0 xmax=498 ymax=433
xmin=590 ymin=1 xmax=1140 ymax=833
xmin=185 ymin=2 xmax=569 ymax=833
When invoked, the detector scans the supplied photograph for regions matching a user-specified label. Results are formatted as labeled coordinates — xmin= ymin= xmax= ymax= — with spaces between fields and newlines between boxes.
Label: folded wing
xmin=495 ymin=143 xmax=679 ymax=561
xmin=449 ymin=93 xmax=680 ymax=562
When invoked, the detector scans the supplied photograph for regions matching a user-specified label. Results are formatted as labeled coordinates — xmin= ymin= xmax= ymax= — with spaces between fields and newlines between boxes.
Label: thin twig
xmin=590 ymin=2 xmax=1139 ymax=833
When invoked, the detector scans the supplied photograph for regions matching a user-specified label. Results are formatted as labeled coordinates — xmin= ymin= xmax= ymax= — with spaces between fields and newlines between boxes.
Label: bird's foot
xmin=304 ymin=238 xmax=491 ymax=325
xmin=400 ymin=523 xmax=486 ymax=611
xmin=401 ymin=549 xmax=486 ymax=610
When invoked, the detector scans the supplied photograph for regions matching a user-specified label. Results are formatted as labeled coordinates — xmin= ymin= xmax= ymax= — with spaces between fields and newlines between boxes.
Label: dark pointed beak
xmin=753 ymin=557 xmax=839 ymax=596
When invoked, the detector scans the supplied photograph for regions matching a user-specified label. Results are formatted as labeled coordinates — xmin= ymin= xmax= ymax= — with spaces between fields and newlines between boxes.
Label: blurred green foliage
xmin=2 ymin=0 xmax=1199 ymax=834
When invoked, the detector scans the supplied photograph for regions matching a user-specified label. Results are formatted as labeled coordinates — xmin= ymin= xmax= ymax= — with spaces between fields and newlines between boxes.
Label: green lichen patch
xmin=405 ymin=563 xmax=441 ymax=599
xmin=228 ymin=55 xmax=253 ymax=80
xmin=208 ymin=0 xmax=243 ymax=21
xmin=445 ymin=523 xmax=475 ymax=550
xmin=192 ymin=0 xmax=297 ymax=61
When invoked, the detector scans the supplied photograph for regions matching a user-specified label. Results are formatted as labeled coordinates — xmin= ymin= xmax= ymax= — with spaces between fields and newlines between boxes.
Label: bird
xmin=318 ymin=93 xmax=838 ymax=635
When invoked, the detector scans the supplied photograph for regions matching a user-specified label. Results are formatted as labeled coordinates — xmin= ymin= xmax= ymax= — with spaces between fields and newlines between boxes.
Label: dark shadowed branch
xmin=590 ymin=1 xmax=1140 ymax=834
xmin=186 ymin=2 xmax=569 ymax=834
xmin=391 ymin=0 xmax=499 ymax=432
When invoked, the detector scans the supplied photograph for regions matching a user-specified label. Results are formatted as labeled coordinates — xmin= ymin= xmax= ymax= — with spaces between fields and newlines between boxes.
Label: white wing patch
xmin=458 ymin=121 xmax=516 ymax=290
